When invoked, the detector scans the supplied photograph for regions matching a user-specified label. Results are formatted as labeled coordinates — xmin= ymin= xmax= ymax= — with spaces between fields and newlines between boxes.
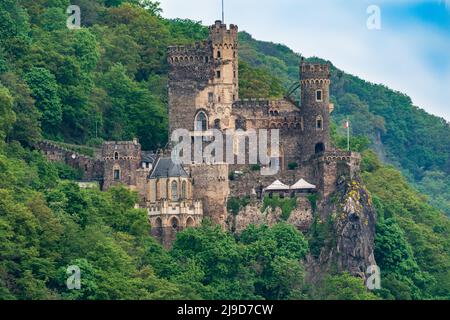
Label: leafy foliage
xmin=0 ymin=0 xmax=448 ymax=300
xmin=361 ymin=152 xmax=450 ymax=299
xmin=262 ymin=195 xmax=297 ymax=221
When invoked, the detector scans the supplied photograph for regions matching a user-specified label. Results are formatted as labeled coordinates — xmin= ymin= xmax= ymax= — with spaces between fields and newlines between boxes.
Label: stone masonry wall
xmin=36 ymin=140 xmax=103 ymax=181
xmin=188 ymin=163 xmax=229 ymax=227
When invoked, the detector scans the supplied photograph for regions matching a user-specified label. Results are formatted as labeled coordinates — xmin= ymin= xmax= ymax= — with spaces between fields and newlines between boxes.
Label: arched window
xmin=195 ymin=111 xmax=208 ymax=131
xmin=160 ymin=180 xmax=167 ymax=199
xmin=315 ymin=142 xmax=325 ymax=154
xmin=182 ymin=181 xmax=187 ymax=199
xmin=217 ymin=50 xmax=221 ymax=58
xmin=171 ymin=181 xmax=178 ymax=201
xmin=316 ymin=115 xmax=323 ymax=130
xmin=170 ymin=217 xmax=179 ymax=230
xmin=186 ymin=217 xmax=195 ymax=228
xmin=114 ymin=152 xmax=119 ymax=160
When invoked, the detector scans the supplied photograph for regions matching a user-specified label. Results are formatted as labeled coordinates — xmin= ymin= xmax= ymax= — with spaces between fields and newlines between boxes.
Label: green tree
xmin=24 ymin=67 xmax=62 ymax=135
xmin=0 ymin=73 xmax=41 ymax=145
xmin=315 ymin=273 xmax=378 ymax=300
xmin=0 ymin=86 xmax=16 ymax=142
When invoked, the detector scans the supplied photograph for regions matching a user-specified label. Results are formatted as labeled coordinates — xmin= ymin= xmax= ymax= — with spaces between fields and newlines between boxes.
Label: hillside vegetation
xmin=0 ymin=0 xmax=449 ymax=299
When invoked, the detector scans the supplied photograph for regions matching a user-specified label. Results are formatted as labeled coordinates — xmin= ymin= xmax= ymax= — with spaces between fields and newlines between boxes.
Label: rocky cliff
xmin=306 ymin=177 xmax=377 ymax=281
xmin=228 ymin=177 xmax=377 ymax=281
xmin=228 ymin=196 xmax=314 ymax=233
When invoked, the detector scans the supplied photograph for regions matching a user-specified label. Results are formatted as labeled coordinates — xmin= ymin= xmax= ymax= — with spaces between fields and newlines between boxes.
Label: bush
xmin=227 ymin=196 xmax=250 ymax=215
xmin=262 ymin=195 xmax=297 ymax=221
xmin=52 ymin=162 xmax=84 ymax=180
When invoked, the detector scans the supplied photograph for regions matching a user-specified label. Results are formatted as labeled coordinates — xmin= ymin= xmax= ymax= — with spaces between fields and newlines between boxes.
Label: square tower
xmin=101 ymin=140 xmax=141 ymax=190
xmin=167 ymin=20 xmax=239 ymax=139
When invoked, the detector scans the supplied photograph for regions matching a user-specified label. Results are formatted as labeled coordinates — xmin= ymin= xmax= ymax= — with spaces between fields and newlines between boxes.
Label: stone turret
xmin=299 ymin=61 xmax=332 ymax=161
xmin=209 ymin=20 xmax=239 ymax=104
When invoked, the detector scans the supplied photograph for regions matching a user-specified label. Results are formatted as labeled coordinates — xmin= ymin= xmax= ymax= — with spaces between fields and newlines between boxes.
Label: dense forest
xmin=0 ymin=0 xmax=449 ymax=299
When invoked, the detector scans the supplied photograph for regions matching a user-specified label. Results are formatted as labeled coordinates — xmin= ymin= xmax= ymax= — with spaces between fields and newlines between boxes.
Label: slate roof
xmin=149 ymin=157 xmax=188 ymax=178
xmin=141 ymin=151 xmax=157 ymax=164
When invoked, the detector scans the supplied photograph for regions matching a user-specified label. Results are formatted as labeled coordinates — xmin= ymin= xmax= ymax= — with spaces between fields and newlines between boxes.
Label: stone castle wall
xmin=188 ymin=163 xmax=229 ymax=227
xmin=36 ymin=140 xmax=103 ymax=182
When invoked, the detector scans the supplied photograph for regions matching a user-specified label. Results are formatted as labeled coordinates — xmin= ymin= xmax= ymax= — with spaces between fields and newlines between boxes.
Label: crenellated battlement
xmin=233 ymin=98 xmax=271 ymax=108
xmin=209 ymin=20 xmax=238 ymax=50
xmin=300 ymin=62 xmax=331 ymax=80
xmin=168 ymin=41 xmax=209 ymax=53
xmin=208 ymin=20 xmax=238 ymax=35
xmin=168 ymin=41 xmax=213 ymax=66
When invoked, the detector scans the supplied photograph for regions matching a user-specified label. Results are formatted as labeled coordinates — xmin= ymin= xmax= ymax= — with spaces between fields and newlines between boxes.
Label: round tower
xmin=299 ymin=61 xmax=331 ymax=161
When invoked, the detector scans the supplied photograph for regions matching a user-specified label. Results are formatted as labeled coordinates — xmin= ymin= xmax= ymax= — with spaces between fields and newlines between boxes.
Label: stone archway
xmin=186 ymin=217 xmax=195 ymax=228
xmin=315 ymin=142 xmax=325 ymax=154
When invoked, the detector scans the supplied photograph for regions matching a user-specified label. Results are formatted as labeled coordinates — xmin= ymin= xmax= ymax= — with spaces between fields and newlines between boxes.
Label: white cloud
xmin=158 ymin=0 xmax=450 ymax=121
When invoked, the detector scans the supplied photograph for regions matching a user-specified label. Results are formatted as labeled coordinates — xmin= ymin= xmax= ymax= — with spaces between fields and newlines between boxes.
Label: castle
xmin=37 ymin=20 xmax=361 ymax=248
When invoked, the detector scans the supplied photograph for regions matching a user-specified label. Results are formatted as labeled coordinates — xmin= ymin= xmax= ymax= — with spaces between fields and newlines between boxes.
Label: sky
xmin=158 ymin=0 xmax=450 ymax=121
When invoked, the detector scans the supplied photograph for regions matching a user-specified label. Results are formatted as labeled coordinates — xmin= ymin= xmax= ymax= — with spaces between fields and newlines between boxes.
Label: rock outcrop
xmin=228 ymin=196 xmax=314 ymax=233
xmin=307 ymin=177 xmax=377 ymax=281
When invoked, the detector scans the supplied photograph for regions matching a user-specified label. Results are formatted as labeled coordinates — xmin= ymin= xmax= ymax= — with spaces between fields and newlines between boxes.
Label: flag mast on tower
xmin=222 ymin=0 xmax=225 ymax=22
xmin=344 ymin=119 xmax=350 ymax=151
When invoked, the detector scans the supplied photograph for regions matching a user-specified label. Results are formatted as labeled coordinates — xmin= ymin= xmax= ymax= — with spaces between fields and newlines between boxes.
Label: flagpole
xmin=347 ymin=119 xmax=350 ymax=151
xmin=222 ymin=0 xmax=224 ymax=22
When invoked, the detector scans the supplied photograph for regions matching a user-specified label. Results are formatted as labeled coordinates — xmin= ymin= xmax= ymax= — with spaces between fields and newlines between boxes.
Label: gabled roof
xmin=149 ymin=157 xmax=188 ymax=179
xmin=265 ymin=179 xmax=290 ymax=191
xmin=290 ymin=178 xmax=316 ymax=190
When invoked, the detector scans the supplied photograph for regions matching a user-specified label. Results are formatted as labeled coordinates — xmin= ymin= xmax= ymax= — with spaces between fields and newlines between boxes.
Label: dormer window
xmin=316 ymin=90 xmax=323 ymax=102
